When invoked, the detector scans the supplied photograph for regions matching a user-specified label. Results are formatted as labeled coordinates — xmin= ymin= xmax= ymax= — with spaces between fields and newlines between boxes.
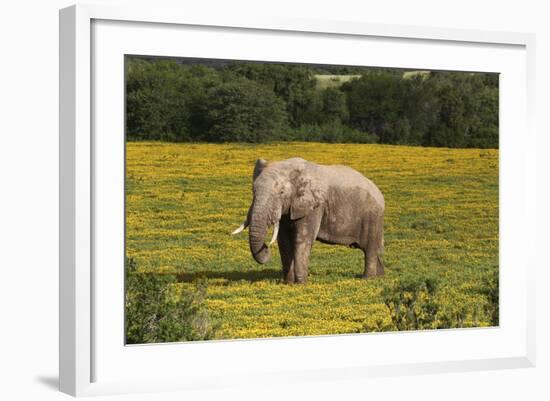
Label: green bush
xmin=380 ymin=267 xmax=499 ymax=331
xmin=125 ymin=258 xmax=217 ymax=344
xmin=381 ymin=272 xmax=440 ymax=331
xmin=480 ymin=268 xmax=499 ymax=326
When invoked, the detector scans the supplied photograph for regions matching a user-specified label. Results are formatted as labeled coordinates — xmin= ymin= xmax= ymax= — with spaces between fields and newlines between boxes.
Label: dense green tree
xmin=319 ymin=87 xmax=349 ymax=124
xmin=342 ymin=73 xmax=407 ymax=143
xmin=200 ymin=77 xmax=288 ymax=142
xmin=425 ymin=73 xmax=498 ymax=148
xmin=341 ymin=71 xmax=498 ymax=148
xmin=126 ymin=59 xmax=190 ymax=141
xmin=227 ymin=63 xmax=323 ymax=127
xmin=125 ymin=57 xmax=499 ymax=148
xmin=126 ymin=59 xmax=223 ymax=141
xmin=401 ymin=75 xmax=439 ymax=145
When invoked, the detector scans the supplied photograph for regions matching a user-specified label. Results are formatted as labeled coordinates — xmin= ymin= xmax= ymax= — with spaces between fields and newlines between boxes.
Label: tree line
xmin=126 ymin=57 xmax=498 ymax=148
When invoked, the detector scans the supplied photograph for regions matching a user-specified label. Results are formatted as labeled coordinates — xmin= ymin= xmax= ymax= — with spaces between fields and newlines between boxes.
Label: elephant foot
xmin=282 ymin=266 xmax=308 ymax=284
xmin=294 ymin=269 xmax=308 ymax=284
xmin=362 ymin=270 xmax=384 ymax=280
xmin=283 ymin=274 xmax=307 ymax=284
xmin=283 ymin=269 xmax=295 ymax=284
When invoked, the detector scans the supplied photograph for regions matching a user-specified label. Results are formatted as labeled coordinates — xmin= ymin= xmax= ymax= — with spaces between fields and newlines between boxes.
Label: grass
xmin=315 ymin=71 xmax=432 ymax=89
xmin=402 ymin=70 xmax=431 ymax=79
xmin=126 ymin=141 xmax=499 ymax=341
xmin=314 ymin=74 xmax=361 ymax=90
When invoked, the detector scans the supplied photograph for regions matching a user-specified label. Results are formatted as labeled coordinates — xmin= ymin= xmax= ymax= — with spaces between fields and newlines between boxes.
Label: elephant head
xmin=232 ymin=158 xmax=324 ymax=264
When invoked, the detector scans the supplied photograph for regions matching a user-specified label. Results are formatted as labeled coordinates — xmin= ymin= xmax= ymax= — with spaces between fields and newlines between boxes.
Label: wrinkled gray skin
xmin=234 ymin=157 xmax=385 ymax=284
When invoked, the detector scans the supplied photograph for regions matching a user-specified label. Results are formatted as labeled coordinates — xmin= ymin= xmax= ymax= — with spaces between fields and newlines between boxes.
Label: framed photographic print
xmin=59 ymin=4 xmax=536 ymax=396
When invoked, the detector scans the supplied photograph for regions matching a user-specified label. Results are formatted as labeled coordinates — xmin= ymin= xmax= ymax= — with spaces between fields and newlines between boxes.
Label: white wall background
xmin=0 ymin=0 xmax=547 ymax=400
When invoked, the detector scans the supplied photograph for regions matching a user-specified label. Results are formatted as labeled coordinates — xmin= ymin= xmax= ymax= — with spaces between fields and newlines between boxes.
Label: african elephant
xmin=232 ymin=157 xmax=385 ymax=284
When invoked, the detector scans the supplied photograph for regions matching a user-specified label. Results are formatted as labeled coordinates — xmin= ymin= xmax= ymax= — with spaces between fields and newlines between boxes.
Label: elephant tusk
xmin=269 ymin=221 xmax=279 ymax=246
xmin=231 ymin=221 xmax=248 ymax=235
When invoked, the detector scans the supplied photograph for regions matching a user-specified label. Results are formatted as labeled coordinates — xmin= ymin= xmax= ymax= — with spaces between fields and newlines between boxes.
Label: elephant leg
xmin=293 ymin=210 xmax=322 ymax=284
xmin=293 ymin=237 xmax=313 ymax=284
xmin=363 ymin=249 xmax=383 ymax=279
xmin=277 ymin=219 xmax=295 ymax=284
xmin=362 ymin=213 xmax=384 ymax=279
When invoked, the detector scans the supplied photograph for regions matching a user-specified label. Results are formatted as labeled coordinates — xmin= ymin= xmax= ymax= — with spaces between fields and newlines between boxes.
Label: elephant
xmin=232 ymin=157 xmax=385 ymax=284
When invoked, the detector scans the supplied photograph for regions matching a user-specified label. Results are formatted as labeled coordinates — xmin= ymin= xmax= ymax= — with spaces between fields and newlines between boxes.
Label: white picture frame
xmin=59 ymin=3 xmax=536 ymax=397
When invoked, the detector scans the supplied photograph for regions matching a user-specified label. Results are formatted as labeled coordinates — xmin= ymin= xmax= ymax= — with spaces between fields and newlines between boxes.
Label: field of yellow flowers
xmin=126 ymin=142 xmax=498 ymax=340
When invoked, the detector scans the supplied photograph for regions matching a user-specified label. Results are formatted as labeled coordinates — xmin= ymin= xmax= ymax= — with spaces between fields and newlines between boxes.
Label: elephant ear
xmin=290 ymin=172 xmax=324 ymax=220
xmin=253 ymin=159 xmax=267 ymax=182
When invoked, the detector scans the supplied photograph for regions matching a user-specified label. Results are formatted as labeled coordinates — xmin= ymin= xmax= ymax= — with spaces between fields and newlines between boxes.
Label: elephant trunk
xmin=248 ymin=197 xmax=272 ymax=264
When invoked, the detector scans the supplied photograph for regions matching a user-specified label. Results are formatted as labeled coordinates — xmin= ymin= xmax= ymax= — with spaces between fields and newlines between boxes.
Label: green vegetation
xmin=199 ymin=78 xmax=288 ymax=143
xmin=125 ymin=57 xmax=499 ymax=148
xmin=125 ymin=257 xmax=217 ymax=344
xmin=124 ymin=57 xmax=499 ymax=343
xmin=126 ymin=142 xmax=499 ymax=341
xmin=314 ymin=74 xmax=361 ymax=90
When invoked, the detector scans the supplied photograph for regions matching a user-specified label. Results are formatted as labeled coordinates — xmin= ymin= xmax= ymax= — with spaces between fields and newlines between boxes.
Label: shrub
xmin=380 ymin=268 xmax=499 ymax=331
xmin=381 ymin=272 xmax=440 ymax=331
xmin=480 ymin=269 xmax=499 ymax=326
xmin=125 ymin=258 xmax=217 ymax=344
xmin=436 ymin=288 xmax=486 ymax=329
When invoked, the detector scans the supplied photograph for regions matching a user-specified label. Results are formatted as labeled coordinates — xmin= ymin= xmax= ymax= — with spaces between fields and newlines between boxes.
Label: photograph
xmin=124 ymin=56 xmax=499 ymax=344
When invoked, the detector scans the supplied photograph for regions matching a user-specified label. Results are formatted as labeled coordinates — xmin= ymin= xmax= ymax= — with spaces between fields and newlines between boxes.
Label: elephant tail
xmin=377 ymin=228 xmax=385 ymax=275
